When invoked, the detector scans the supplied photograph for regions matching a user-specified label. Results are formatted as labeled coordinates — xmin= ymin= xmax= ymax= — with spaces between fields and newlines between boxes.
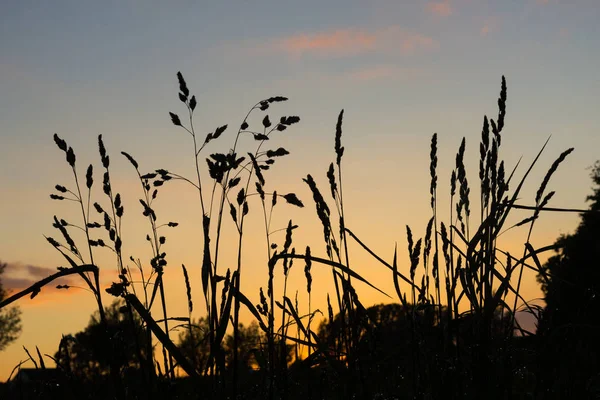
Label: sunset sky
xmin=1 ymin=0 xmax=599 ymax=380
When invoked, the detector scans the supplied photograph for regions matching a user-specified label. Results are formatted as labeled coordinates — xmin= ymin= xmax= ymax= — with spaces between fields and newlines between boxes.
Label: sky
xmin=1 ymin=0 xmax=599 ymax=381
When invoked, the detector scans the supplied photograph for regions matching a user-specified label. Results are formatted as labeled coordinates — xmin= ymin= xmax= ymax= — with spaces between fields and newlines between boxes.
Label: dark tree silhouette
xmin=177 ymin=318 xmax=292 ymax=400
xmin=54 ymin=299 xmax=150 ymax=382
xmin=537 ymin=161 xmax=600 ymax=397
xmin=313 ymin=302 xmax=518 ymax=399
xmin=224 ymin=321 xmax=263 ymax=370
xmin=317 ymin=302 xmax=448 ymax=362
xmin=177 ymin=317 xmax=213 ymax=372
xmin=314 ymin=303 xmax=448 ymax=397
xmin=0 ymin=261 xmax=22 ymax=351
xmin=178 ymin=318 xmax=288 ymax=373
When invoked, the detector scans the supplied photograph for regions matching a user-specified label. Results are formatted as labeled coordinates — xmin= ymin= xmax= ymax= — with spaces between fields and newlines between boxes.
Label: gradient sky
xmin=1 ymin=0 xmax=599 ymax=380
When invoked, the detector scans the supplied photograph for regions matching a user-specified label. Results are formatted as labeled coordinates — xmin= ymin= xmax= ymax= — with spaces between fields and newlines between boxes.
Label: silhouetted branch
xmin=0 ymin=264 xmax=97 ymax=309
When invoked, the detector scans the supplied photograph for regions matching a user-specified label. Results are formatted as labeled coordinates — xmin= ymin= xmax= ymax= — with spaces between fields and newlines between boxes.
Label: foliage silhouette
xmin=0 ymin=261 xmax=22 ymax=351
xmin=536 ymin=161 xmax=600 ymax=398
xmin=177 ymin=319 xmax=292 ymax=372
xmin=54 ymin=299 xmax=150 ymax=382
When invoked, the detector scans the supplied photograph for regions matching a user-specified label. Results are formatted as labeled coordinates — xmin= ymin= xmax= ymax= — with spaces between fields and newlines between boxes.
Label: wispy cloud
xmin=276 ymin=29 xmax=377 ymax=57
xmin=426 ymin=1 xmax=453 ymax=17
xmin=2 ymin=277 xmax=37 ymax=292
xmin=2 ymin=261 xmax=122 ymax=306
xmin=3 ymin=262 xmax=79 ymax=294
xmin=24 ymin=264 xmax=55 ymax=279
xmin=270 ymin=26 xmax=438 ymax=59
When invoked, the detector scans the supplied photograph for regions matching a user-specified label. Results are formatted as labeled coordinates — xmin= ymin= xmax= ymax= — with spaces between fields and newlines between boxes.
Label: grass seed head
xmin=535 ymin=148 xmax=574 ymax=205
xmin=429 ymin=133 xmax=438 ymax=209
xmin=335 ymin=109 xmax=345 ymax=166
xmin=304 ymin=246 xmax=312 ymax=294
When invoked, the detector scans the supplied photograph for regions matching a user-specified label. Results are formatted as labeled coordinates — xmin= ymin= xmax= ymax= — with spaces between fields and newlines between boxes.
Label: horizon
xmin=1 ymin=0 xmax=600 ymax=383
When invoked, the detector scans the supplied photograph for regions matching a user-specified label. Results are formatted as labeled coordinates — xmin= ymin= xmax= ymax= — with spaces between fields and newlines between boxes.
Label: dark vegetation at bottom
xmin=2 ymin=308 xmax=599 ymax=400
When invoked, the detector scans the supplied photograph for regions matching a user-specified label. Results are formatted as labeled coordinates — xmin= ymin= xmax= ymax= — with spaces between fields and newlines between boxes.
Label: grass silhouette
xmin=0 ymin=74 xmax=589 ymax=400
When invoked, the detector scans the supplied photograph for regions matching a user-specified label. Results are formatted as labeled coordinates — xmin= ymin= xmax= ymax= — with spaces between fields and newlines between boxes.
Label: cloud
xmin=536 ymin=0 xmax=550 ymax=4
xmin=426 ymin=1 xmax=453 ymax=17
xmin=1 ymin=261 xmax=124 ymax=307
xmin=2 ymin=262 xmax=79 ymax=294
xmin=271 ymin=26 xmax=438 ymax=59
xmin=2 ymin=277 xmax=36 ymax=292
xmin=277 ymin=29 xmax=377 ymax=57
xmin=24 ymin=265 xmax=55 ymax=279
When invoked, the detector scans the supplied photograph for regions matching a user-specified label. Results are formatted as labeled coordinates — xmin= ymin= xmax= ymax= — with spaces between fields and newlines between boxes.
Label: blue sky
xmin=1 ymin=0 xmax=599 ymax=379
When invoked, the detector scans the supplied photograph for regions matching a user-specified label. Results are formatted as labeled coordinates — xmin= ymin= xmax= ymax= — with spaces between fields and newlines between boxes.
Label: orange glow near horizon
xmin=1 ymin=202 xmax=572 ymax=380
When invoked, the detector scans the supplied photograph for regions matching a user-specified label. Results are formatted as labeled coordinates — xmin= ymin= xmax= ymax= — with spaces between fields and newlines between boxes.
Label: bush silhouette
xmin=537 ymin=161 xmax=600 ymax=397
xmin=0 ymin=261 xmax=21 ymax=352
